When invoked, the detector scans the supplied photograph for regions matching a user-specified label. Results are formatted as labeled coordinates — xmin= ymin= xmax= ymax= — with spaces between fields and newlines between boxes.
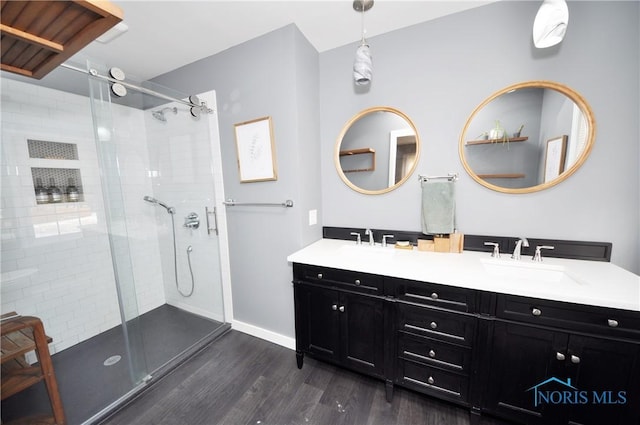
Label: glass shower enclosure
xmin=0 ymin=61 xmax=230 ymax=424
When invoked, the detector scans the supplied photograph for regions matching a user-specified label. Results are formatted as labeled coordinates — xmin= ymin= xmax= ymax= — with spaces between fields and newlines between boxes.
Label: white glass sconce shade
xmin=533 ymin=0 xmax=569 ymax=48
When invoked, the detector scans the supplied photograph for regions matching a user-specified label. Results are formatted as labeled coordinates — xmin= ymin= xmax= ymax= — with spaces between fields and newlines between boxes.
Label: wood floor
xmin=101 ymin=331 xmax=513 ymax=425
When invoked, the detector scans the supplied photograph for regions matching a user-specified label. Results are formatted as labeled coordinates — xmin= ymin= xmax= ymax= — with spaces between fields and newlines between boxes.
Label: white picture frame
xmin=234 ymin=116 xmax=277 ymax=183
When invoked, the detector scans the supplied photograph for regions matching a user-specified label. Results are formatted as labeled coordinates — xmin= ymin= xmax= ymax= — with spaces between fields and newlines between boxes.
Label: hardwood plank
xmin=102 ymin=331 xmax=515 ymax=425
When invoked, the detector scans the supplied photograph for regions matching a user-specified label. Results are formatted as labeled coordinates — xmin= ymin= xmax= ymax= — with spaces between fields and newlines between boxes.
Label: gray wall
xmin=320 ymin=1 xmax=639 ymax=273
xmin=155 ymin=1 xmax=639 ymax=341
xmin=153 ymin=25 xmax=322 ymax=338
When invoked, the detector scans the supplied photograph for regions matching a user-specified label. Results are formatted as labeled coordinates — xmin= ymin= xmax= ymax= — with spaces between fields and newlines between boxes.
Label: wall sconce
xmin=353 ymin=0 xmax=374 ymax=86
xmin=533 ymin=0 xmax=569 ymax=48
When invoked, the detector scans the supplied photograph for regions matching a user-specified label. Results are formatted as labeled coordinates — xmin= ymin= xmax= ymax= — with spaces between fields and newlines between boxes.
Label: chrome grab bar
xmin=223 ymin=199 xmax=293 ymax=208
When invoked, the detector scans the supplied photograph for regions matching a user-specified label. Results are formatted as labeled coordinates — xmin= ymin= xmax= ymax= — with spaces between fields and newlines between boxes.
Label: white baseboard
xmin=232 ymin=320 xmax=295 ymax=351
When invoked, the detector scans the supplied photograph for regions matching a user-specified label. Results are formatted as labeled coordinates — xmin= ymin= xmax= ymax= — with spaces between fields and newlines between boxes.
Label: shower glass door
xmin=85 ymin=61 xmax=228 ymax=419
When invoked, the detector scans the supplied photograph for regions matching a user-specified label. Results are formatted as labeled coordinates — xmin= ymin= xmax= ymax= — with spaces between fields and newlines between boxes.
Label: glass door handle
xmin=206 ymin=206 xmax=218 ymax=235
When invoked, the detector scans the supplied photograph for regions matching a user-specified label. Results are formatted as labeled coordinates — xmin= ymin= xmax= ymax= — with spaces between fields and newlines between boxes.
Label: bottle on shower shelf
xmin=48 ymin=178 xmax=62 ymax=203
xmin=66 ymin=178 xmax=79 ymax=202
xmin=34 ymin=178 xmax=49 ymax=204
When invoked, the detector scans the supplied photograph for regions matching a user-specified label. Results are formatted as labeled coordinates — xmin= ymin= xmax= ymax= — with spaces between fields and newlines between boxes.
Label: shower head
xmin=143 ymin=195 xmax=175 ymax=214
xmin=151 ymin=107 xmax=178 ymax=122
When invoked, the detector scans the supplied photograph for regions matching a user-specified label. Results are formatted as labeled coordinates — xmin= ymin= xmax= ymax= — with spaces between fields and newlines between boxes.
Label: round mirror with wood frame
xmin=335 ymin=106 xmax=421 ymax=195
xmin=459 ymin=80 xmax=595 ymax=194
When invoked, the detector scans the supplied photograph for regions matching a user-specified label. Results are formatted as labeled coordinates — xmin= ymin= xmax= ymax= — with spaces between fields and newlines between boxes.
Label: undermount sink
xmin=338 ymin=244 xmax=396 ymax=260
xmin=480 ymin=258 xmax=583 ymax=285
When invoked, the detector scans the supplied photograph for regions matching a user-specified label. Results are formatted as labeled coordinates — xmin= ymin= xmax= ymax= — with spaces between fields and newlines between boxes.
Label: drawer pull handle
xmin=430 ymin=292 xmax=438 ymax=300
xmin=571 ymin=355 xmax=581 ymax=364
xmin=355 ymin=279 xmax=361 ymax=286
xmin=317 ymin=273 xmax=323 ymax=279
xmin=339 ymin=306 xmax=345 ymax=313
xmin=429 ymin=350 xmax=436 ymax=358
xmin=332 ymin=304 xmax=337 ymax=311
xmin=532 ymin=308 xmax=542 ymax=316
xmin=608 ymin=319 xmax=619 ymax=328
xmin=556 ymin=352 xmax=565 ymax=361
xmin=427 ymin=376 xmax=435 ymax=385
xmin=430 ymin=321 xmax=438 ymax=330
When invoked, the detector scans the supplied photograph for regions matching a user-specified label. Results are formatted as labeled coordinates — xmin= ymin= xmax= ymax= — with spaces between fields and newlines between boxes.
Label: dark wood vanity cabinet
xmin=293 ymin=264 xmax=385 ymax=378
xmin=292 ymin=263 xmax=640 ymax=425
xmin=485 ymin=296 xmax=640 ymax=425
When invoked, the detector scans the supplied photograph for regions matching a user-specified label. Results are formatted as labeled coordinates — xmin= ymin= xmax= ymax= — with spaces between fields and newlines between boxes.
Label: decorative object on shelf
xmin=533 ymin=0 xmax=569 ymax=48
xmin=543 ymin=135 xmax=568 ymax=182
xmin=47 ymin=178 xmax=62 ymax=203
xmin=513 ymin=124 xmax=525 ymax=138
xmin=488 ymin=120 xmax=508 ymax=143
xmin=34 ymin=178 xmax=49 ymax=204
xmin=66 ymin=178 xmax=80 ymax=202
xmin=353 ymin=0 xmax=374 ymax=86
xmin=233 ymin=116 xmax=278 ymax=183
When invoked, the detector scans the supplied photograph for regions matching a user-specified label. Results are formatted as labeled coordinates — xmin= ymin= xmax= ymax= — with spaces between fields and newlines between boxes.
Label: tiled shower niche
xmin=28 ymin=139 xmax=84 ymax=203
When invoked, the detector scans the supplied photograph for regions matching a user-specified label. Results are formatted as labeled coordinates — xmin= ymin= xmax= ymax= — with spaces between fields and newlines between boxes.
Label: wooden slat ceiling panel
xmin=0 ymin=0 xmax=122 ymax=79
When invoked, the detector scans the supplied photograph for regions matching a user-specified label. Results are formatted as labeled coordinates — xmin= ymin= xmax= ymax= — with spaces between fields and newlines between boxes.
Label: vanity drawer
xmin=497 ymin=295 xmax=640 ymax=338
xmin=293 ymin=263 xmax=383 ymax=295
xmin=398 ymin=332 xmax=471 ymax=374
xmin=388 ymin=277 xmax=478 ymax=313
xmin=398 ymin=304 xmax=476 ymax=347
xmin=396 ymin=358 xmax=469 ymax=404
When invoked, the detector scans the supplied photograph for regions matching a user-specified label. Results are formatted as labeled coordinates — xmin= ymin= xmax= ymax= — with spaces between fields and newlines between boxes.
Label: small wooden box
xmin=417 ymin=240 xmax=435 ymax=251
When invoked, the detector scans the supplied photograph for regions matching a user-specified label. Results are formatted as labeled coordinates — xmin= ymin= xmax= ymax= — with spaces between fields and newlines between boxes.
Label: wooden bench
xmin=1 ymin=312 xmax=65 ymax=425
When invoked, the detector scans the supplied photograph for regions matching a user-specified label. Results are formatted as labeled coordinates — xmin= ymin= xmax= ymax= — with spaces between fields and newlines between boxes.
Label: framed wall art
xmin=543 ymin=135 xmax=568 ymax=182
xmin=234 ymin=116 xmax=277 ymax=183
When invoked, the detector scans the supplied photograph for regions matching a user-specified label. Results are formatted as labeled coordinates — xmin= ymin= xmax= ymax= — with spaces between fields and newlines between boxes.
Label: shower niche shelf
xmin=28 ymin=140 xmax=84 ymax=204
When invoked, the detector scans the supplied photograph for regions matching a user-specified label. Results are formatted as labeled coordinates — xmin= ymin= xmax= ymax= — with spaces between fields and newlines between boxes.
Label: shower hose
xmin=169 ymin=213 xmax=195 ymax=297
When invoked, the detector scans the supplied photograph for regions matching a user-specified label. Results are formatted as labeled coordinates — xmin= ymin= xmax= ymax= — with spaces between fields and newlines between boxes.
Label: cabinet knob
xmin=317 ymin=273 xmax=323 ymax=279
xmin=429 ymin=350 xmax=436 ymax=358
xmin=607 ymin=319 xmax=619 ymax=328
xmin=355 ymin=279 xmax=361 ymax=286
xmin=556 ymin=352 xmax=566 ymax=361
xmin=571 ymin=355 xmax=581 ymax=364
xmin=430 ymin=321 xmax=438 ymax=330
xmin=430 ymin=292 xmax=438 ymax=300
xmin=339 ymin=306 xmax=345 ymax=313
xmin=427 ymin=376 xmax=435 ymax=385
xmin=531 ymin=308 xmax=542 ymax=316
xmin=332 ymin=304 xmax=337 ymax=311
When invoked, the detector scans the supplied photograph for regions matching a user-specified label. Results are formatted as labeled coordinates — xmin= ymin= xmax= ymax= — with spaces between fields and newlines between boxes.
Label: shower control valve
xmin=184 ymin=212 xmax=200 ymax=229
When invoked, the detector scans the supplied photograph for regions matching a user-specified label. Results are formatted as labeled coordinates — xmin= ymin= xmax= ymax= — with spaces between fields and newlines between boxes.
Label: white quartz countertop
xmin=287 ymin=238 xmax=640 ymax=312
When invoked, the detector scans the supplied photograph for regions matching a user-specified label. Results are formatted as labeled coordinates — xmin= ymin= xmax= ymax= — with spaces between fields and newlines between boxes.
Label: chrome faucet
xmin=511 ymin=237 xmax=529 ymax=260
xmin=364 ymin=228 xmax=374 ymax=246
xmin=350 ymin=232 xmax=362 ymax=245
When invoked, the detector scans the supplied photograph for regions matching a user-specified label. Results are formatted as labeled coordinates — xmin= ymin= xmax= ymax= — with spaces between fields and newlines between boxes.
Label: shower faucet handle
xmin=184 ymin=212 xmax=200 ymax=229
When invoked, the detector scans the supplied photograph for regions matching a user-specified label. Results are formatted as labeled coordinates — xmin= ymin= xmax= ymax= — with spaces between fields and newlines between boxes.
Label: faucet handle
xmin=532 ymin=245 xmax=554 ymax=262
xmin=382 ymin=234 xmax=394 ymax=247
xmin=350 ymin=232 xmax=362 ymax=245
xmin=484 ymin=242 xmax=501 ymax=258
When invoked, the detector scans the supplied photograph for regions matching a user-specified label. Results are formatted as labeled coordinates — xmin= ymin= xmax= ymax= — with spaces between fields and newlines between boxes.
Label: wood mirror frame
xmin=459 ymin=81 xmax=596 ymax=194
xmin=335 ymin=106 xmax=421 ymax=195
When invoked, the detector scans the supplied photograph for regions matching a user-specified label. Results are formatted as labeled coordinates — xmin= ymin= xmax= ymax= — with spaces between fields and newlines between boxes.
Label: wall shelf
xmin=465 ymin=136 xmax=528 ymax=146
xmin=339 ymin=147 xmax=375 ymax=173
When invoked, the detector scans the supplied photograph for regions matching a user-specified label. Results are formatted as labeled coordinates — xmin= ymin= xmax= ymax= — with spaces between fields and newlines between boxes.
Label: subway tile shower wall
xmin=0 ymin=78 xmax=165 ymax=357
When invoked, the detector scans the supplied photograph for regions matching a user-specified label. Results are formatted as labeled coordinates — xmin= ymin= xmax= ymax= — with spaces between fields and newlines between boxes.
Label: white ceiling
xmin=72 ymin=0 xmax=497 ymax=81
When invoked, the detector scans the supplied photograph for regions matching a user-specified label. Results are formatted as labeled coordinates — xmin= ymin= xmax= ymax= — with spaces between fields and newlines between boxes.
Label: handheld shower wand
xmin=143 ymin=195 xmax=175 ymax=214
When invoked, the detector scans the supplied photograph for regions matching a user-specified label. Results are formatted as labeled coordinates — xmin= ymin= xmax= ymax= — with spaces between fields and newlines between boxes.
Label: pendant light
xmin=353 ymin=0 xmax=374 ymax=86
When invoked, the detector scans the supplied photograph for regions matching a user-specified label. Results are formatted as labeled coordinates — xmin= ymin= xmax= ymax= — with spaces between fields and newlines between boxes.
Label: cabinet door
xmin=340 ymin=292 xmax=385 ymax=377
xmin=485 ymin=321 xmax=568 ymax=425
xmin=564 ymin=335 xmax=640 ymax=425
xmin=296 ymin=284 xmax=340 ymax=364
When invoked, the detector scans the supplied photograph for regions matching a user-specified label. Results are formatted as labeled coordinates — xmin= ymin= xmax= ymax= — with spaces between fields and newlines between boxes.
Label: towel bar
xmin=418 ymin=173 xmax=458 ymax=182
xmin=223 ymin=199 xmax=294 ymax=208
